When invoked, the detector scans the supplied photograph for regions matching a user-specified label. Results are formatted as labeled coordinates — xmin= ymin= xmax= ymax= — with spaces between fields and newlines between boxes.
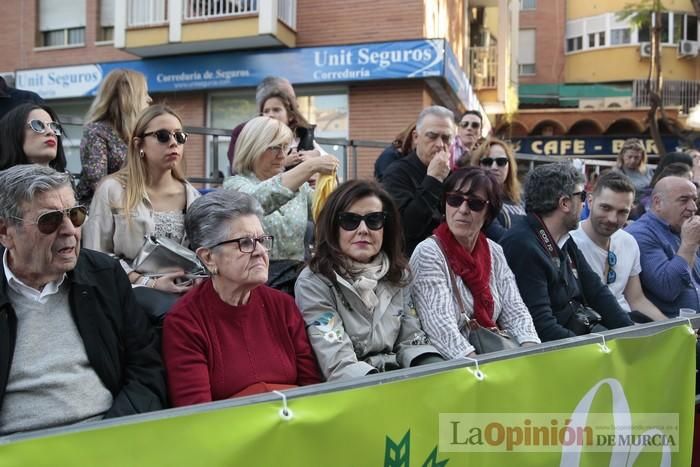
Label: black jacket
xmin=500 ymin=214 xmax=634 ymax=342
xmin=0 ymin=249 xmax=167 ymax=421
xmin=382 ymin=152 xmax=443 ymax=255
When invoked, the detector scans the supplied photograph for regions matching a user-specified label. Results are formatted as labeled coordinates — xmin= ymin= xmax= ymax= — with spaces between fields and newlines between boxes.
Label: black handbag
xmin=565 ymin=301 xmax=605 ymax=336
xmin=295 ymin=125 xmax=316 ymax=151
xmin=432 ymin=236 xmax=517 ymax=354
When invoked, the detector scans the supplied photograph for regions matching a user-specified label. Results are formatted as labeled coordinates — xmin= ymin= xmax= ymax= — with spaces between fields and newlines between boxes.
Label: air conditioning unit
xmin=678 ymin=40 xmax=699 ymax=58
xmin=604 ymin=97 xmax=633 ymax=109
xmin=0 ymin=72 xmax=15 ymax=87
xmin=639 ymin=42 xmax=652 ymax=58
xmin=578 ymin=98 xmax=604 ymax=110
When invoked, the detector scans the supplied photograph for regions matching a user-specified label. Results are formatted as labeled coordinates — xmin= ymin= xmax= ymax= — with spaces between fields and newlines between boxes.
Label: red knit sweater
xmin=162 ymin=280 xmax=322 ymax=407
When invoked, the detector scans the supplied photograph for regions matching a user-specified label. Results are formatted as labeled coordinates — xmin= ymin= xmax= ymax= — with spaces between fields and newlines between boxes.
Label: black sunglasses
xmin=458 ymin=121 xmax=481 ymax=129
xmin=27 ymin=120 xmax=63 ymax=136
xmin=338 ymin=212 xmax=386 ymax=231
xmin=571 ymin=191 xmax=588 ymax=203
xmin=480 ymin=157 xmax=509 ymax=167
xmin=209 ymin=235 xmax=274 ymax=253
xmin=12 ymin=206 xmax=88 ymax=235
xmin=445 ymin=192 xmax=489 ymax=212
xmin=143 ymin=129 xmax=188 ymax=145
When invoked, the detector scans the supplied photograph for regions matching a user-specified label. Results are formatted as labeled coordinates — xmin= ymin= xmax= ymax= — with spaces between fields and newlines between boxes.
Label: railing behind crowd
xmin=57 ymin=116 xmax=640 ymax=184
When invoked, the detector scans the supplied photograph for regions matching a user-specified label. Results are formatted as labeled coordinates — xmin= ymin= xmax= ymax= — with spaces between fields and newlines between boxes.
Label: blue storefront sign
xmin=513 ymin=135 xmax=684 ymax=157
xmin=15 ymin=39 xmax=482 ymax=113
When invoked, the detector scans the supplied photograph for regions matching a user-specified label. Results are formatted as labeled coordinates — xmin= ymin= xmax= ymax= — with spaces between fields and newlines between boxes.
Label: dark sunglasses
xmin=571 ymin=191 xmax=588 ymax=203
xmin=458 ymin=121 xmax=481 ymax=129
xmin=606 ymin=250 xmax=617 ymax=284
xmin=209 ymin=235 xmax=273 ymax=253
xmin=27 ymin=120 xmax=63 ymax=136
xmin=445 ymin=192 xmax=489 ymax=212
xmin=143 ymin=129 xmax=188 ymax=145
xmin=338 ymin=212 xmax=386 ymax=231
xmin=480 ymin=157 xmax=509 ymax=167
xmin=12 ymin=205 xmax=87 ymax=234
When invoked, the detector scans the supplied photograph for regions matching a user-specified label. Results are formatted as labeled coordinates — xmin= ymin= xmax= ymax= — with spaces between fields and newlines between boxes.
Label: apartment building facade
xmin=508 ymin=0 xmax=700 ymax=159
xmin=2 ymin=0 xmax=519 ymax=179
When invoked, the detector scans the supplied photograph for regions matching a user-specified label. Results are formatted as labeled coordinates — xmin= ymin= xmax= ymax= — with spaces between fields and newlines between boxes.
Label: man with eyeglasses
xmin=626 ymin=175 xmax=700 ymax=318
xmin=382 ymin=105 xmax=454 ymax=255
xmin=450 ymin=110 xmax=482 ymax=169
xmin=570 ymin=171 xmax=666 ymax=323
xmin=501 ymin=162 xmax=633 ymax=342
xmin=0 ymin=165 xmax=166 ymax=437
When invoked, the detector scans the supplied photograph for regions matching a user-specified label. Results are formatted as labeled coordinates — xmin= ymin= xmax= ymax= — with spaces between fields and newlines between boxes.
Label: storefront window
xmin=209 ymin=89 xmax=349 ymax=179
xmin=53 ymin=99 xmax=91 ymax=175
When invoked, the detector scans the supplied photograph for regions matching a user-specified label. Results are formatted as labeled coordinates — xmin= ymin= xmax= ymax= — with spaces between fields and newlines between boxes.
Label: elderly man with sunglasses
xmin=0 ymin=165 xmax=166 ymax=437
xmin=500 ymin=162 xmax=633 ymax=342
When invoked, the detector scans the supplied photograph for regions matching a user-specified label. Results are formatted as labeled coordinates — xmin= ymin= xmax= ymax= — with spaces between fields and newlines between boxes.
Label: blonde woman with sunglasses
xmin=83 ymin=104 xmax=200 ymax=296
xmin=470 ymin=137 xmax=525 ymax=240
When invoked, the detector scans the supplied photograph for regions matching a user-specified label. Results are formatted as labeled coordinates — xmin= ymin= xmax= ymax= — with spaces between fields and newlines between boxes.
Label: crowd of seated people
xmin=2 ymin=74 xmax=700 ymax=440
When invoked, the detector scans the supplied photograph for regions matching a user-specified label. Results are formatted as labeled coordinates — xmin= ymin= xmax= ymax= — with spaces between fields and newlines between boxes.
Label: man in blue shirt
xmin=626 ymin=175 xmax=700 ymax=317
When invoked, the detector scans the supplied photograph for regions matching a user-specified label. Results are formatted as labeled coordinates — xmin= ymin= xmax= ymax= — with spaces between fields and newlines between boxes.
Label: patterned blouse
xmin=76 ymin=121 xmax=128 ymax=205
xmin=223 ymin=172 xmax=313 ymax=261
xmin=152 ymin=211 xmax=186 ymax=244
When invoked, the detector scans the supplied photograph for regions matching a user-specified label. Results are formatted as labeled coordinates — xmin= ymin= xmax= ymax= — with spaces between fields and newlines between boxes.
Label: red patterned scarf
xmin=433 ymin=222 xmax=496 ymax=328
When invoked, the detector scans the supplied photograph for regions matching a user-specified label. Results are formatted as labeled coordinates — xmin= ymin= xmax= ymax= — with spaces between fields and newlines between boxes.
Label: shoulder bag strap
xmin=431 ymin=235 xmax=473 ymax=329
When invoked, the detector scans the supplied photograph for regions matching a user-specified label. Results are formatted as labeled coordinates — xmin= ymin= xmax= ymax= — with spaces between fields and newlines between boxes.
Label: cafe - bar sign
xmin=514 ymin=136 xmax=681 ymax=157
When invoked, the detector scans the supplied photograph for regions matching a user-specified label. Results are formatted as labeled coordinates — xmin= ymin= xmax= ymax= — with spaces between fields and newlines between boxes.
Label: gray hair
xmin=524 ymin=162 xmax=585 ymax=215
xmin=255 ymin=76 xmax=294 ymax=108
xmin=0 ymin=165 xmax=73 ymax=223
xmin=185 ymin=189 xmax=264 ymax=250
xmin=416 ymin=105 xmax=454 ymax=133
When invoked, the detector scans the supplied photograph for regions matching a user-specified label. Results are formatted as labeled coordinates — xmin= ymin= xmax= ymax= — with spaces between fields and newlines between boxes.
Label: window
xmin=52 ymin=100 xmax=92 ymax=174
xmin=611 ymin=28 xmax=631 ymax=45
xmin=98 ymin=0 xmax=115 ymax=42
xmin=518 ymin=29 xmax=536 ymax=75
xmin=519 ymin=0 xmax=536 ymax=10
xmin=567 ymin=37 xmax=583 ymax=52
xmin=38 ymin=0 xmax=86 ymax=47
xmin=687 ymin=16 xmax=698 ymax=41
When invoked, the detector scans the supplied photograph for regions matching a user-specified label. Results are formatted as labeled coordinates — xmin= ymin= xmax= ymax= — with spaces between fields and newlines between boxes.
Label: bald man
xmin=626 ymin=176 xmax=700 ymax=317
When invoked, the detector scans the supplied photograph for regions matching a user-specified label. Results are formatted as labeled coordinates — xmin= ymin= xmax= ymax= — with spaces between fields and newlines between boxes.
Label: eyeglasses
xmin=27 ymin=120 xmax=63 ymax=136
xmin=338 ymin=212 xmax=387 ymax=231
xmin=445 ymin=192 xmax=489 ymax=212
xmin=480 ymin=157 xmax=509 ymax=167
xmin=267 ymin=145 xmax=289 ymax=156
xmin=12 ymin=205 xmax=88 ymax=235
xmin=209 ymin=235 xmax=274 ymax=253
xmin=606 ymin=250 xmax=617 ymax=284
xmin=458 ymin=121 xmax=481 ymax=129
xmin=571 ymin=191 xmax=588 ymax=203
xmin=142 ymin=129 xmax=188 ymax=145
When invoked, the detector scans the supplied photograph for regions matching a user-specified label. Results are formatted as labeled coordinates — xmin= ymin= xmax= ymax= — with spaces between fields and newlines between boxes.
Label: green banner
xmin=0 ymin=325 xmax=695 ymax=466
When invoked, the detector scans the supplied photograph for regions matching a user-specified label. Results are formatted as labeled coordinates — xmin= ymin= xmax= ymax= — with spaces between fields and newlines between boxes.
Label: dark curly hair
xmin=309 ymin=179 xmax=409 ymax=286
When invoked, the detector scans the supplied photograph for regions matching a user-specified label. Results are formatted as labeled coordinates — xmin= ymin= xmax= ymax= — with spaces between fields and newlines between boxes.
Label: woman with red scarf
xmin=409 ymin=167 xmax=540 ymax=357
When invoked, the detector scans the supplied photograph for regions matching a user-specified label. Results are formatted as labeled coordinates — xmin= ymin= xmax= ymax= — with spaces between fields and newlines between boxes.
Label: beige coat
xmin=82 ymin=177 xmax=200 ymax=274
xmin=294 ymin=266 xmax=441 ymax=381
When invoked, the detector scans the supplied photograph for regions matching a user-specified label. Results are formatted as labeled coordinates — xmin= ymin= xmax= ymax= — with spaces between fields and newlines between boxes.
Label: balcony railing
xmin=183 ymin=0 xmax=258 ymax=21
xmin=633 ymin=79 xmax=700 ymax=113
xmin=128 ymin=0 xmax=167 ymax=27
xmin=469 ymin=45 xmax=497 ymax=90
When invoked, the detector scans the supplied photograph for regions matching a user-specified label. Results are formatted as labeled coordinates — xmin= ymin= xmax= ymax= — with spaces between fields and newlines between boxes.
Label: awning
xmin=519 ymin=83 xmax=632 ymax=107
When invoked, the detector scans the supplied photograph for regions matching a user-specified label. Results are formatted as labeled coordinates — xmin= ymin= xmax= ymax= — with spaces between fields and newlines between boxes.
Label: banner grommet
xmin=589 ymin=332 xmax=611 ymax=354
xmin=272 ymin=390 xmax=294 ymax=421
xmin=464 ymin=357 xmax=485 ymax=380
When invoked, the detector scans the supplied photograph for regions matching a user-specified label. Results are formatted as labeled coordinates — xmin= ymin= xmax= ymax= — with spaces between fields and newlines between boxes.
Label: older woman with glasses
xmin=83 ymin=104 xmax=200 ymax=296
xmin=0 ymin=103 xmax=68 ymax=172
xmin=410 ymin=167 xmax=540 ymax=358
xmin=224 ymin=116 xmax=338 ymax=294
xmin=295 ymin=180 xmax=443 ymax=381
xmin=162 ymin=190 xmax=321 ymax=405
xmin=469 ymin=137 xmax=524 ymax=240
